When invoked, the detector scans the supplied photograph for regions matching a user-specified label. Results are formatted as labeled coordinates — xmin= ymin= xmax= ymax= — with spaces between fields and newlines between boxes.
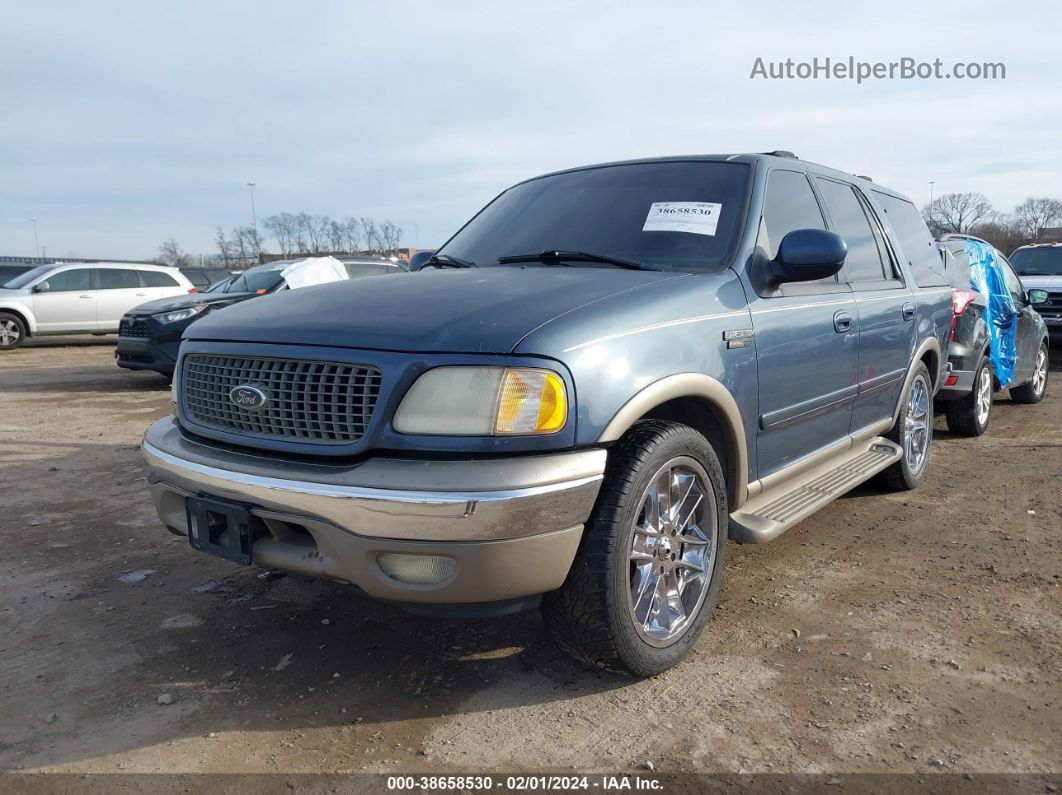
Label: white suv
xmin=0 ymin=262 xmax=195 ymax=350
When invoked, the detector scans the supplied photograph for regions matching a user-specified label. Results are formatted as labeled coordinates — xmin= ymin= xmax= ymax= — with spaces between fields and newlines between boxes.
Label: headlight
xmin=393 ymin=366 xmax=567 ymax=436
xmin=153 ymin=305 xmax=207 ymax=324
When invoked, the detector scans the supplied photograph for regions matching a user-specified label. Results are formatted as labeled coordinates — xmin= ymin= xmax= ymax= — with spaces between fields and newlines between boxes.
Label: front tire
xmin=881 ymin=362 xmax=933 ymax=491
xmin=542 ymin=420 xmax=727 ymax=676
xmin=1010 ymin=343 xmax=1048 ymax=404
xmin=0 ymin=312 xmax=27 ymax=351
xmin=944 ymin=356 xmax=993 ymax=436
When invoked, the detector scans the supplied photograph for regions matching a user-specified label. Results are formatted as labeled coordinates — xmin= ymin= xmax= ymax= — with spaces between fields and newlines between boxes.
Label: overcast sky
xmin=2 ymin=0 xmax=1059 ymax=260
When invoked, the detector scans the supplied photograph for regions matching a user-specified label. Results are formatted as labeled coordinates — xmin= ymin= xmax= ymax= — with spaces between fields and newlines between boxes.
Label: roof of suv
xmin=522 ymin=152 xmax=910 ymax=202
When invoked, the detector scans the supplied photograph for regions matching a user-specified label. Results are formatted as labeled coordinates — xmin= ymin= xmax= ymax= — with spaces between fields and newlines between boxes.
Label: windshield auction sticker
xmin=642 ymin=201 xmax=722 ymax=236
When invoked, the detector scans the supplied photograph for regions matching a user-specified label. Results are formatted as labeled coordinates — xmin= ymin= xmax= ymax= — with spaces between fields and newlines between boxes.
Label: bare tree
xmin=264 ymin=213 xmax=298 ymax=256
xmin=360 ymin=218 xmax=380 ymax=252
xmin=1013 ymin=197 xmax=1062 ymax=240
xmin=969 ymin=218 xmax=1026 ymax=257
xmin=340 ymin=217 xmax=361 ymax=252
xmin=922 ymin=192 xmax=996 ymax=235
xmin=157 ymin=237 xmax=191 ymax=267
xmin=379 ymin=220 xmax=403 ymax=253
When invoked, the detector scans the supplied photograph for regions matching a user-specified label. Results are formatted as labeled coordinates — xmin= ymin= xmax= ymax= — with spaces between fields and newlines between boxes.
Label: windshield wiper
xmin=425 ymin=253 xmax=477 ymax=269
xmin=496 ymin=250 xmax=660 ymax=271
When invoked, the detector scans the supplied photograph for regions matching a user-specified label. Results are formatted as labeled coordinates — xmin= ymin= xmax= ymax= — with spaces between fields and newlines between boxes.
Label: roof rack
xmin=762 ymin=150 xmax=798 ymax=159
xmin=855 ymin=174 xmax=873 ymax=181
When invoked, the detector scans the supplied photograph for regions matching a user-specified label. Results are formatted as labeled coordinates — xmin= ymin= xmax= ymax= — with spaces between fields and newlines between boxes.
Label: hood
xmin=185 ymin=267 xmax=685 ymax=352
xmin=128 ymin=291 xmax=253 ymax=316
xmin=1017 ymin=273 xmax=1061 ymax=291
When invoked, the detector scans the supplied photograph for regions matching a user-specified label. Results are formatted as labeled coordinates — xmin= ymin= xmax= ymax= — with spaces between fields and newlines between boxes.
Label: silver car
xmin=0 ymin=262 xmax=195 ymax=350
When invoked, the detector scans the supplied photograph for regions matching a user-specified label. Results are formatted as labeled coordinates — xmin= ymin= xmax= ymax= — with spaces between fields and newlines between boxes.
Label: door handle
xmin=136 ymin=292 xmax=148 ymax=296
xmin=833 ymin=310 xmax=853 ymax=334
xmin=78 ymin=294 xmax=93 ymax=299
xmin=901 ymin=302 xmax=915 ymax=321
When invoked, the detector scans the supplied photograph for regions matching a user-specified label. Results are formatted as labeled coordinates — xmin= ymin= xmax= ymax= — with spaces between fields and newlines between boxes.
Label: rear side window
xmin=872 ymin=191 xmax=948 ymax=287
xmin=140 ymin=270 xmax=180 ymax=287
xmin=815 ymin=178 xmax=888 ymax=283
xmin=180 ymin=269 xmax=210 ymax=286
xmin=97 ymin=268 xmax=141 ymax=289
xmin=43 ymin=268 xmax=92 ymax=292
xmin=758 ymin=169 xmax=826 ymax=260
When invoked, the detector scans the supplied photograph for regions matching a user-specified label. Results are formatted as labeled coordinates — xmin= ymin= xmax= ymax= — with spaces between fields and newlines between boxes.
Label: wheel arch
xmin=0 ymin=305 xmax=34 ymax=337
xmin=597 ymin=374 xmax=748 ymax=510
xmin=893 ymin=337 xmax=942 ymax=423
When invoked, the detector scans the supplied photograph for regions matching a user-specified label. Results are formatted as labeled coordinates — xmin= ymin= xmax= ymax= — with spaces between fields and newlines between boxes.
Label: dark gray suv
xmin=140 ymin=153 xmax=951 ymax=675
xmin=935 ymin=234 xmax=1050 ymax=435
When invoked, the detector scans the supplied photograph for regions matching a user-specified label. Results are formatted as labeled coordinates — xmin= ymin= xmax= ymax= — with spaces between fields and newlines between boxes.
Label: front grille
xmin=181 ymin=354 xmax=381 ymax=445
xmin=120 ymin=317 xmax=151 ymax=338
xmin=1033 ymin=291 xmax=1062 ymax=319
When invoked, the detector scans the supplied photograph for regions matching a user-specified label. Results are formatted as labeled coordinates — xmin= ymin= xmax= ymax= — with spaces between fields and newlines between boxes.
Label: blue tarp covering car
xmin=963 ymin=239 xmax=1017 ymax=385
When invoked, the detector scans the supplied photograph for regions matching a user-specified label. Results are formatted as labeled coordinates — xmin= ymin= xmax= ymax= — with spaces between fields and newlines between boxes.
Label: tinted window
xmin=43 ymin=268 xmax=92 ymax=292
xmin=440 ymin=161 xmax=751 ymax=272
xmin=759 ymin=169 xmax=826 ymax=260
xmin=140 ymin=270 xmax=180 ymax=287
xmin=942 ymin=243 xmax=973 ymax=289
xmin=816 ymin=179 xmax=887 ymax=282
xmin=999 ymin=257 xmax=1026 ymax=304
xmin=97 ymin=268 xmax=141 ymax=289
xmin=872 ymin=191 xmax=948 ymax=287
xmin=1010 ymin=246 xmax=1062 ymax=276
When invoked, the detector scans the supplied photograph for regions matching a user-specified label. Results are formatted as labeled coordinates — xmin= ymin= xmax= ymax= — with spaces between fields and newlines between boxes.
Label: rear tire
xmin=944 ymin=356 xmax=992 ymax=436
xmin=542 ymin=420 xmax=727 ymax=676
xmin=0 ymin=312 xmax=27 ymax=351
xmin=881 ymin=362 xmax=932 ymax=491
xmin=1010 ymin=343 xmax=1048 ymax=404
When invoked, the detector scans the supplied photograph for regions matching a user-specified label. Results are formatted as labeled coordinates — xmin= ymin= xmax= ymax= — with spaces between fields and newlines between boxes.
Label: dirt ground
xmin=0 ymin=337 xmax=1059 ymax=777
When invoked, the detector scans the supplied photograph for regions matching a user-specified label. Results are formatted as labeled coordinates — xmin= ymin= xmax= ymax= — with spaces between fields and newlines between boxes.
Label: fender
xmin=597 ymin=373 xmax=748 ymax=510
xmin=0 ymin=301 xmax=36 ymax=335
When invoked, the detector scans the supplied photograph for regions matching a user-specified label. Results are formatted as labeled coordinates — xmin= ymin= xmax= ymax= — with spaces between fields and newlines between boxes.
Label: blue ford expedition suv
xmin=141 ymin=153 xmax=951 ymax=675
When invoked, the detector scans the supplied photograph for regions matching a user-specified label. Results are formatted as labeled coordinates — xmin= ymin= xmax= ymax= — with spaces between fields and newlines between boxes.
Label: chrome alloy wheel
xmin=975 ymin=366 xmax=992 ymax=427
xmin=626 ymin=457 xmax=716 ymax=647
xmin=0 ymin=318 xmax=21 ymax=347
xmin=1032 ymin=348 xmax=1048 ymax=396
xmin=904 ymin=374 xmax=931 ymax=473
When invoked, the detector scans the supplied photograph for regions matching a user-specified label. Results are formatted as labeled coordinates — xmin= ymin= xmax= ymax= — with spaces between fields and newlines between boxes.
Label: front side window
xmin=97 ymin=268 xmax=141 ymax=289
xmin=759 ymin=169 xmax=827 ymax=259
xmin=816 ymin=178 xmax=887 ymax=283
xmin=999 ymin=258 xmax=1026 ymax=304
xmin=42 ymin=268 xmax=92 ymax=292
xmin=439 ymin=161 xmax=751 ymax=272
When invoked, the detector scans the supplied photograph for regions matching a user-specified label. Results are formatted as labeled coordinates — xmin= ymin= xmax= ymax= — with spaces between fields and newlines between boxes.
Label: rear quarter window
xmin=140 ymin=270 xmax=180 ymax=287
xmin=872 ymin=191 xmax=948 ymax=288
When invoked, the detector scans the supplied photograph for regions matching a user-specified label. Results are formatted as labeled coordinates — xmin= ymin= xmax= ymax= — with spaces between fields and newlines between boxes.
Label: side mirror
xmin=773 ymin=229 xmax=847 ymax=283
xmin=1028 ymin=288 xmax=1049 ymax=305
xmin=33 ymin=281 xmax=51 ymax=293
xmin=408 ymin=250 xmax=436 ymax=272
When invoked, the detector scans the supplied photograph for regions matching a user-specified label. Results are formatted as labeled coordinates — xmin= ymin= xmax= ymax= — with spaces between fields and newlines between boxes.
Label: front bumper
xmin=141 ymin=417 xmax=605 ymax=603
xmin=116 ymin=334 xmax=179 ymax=373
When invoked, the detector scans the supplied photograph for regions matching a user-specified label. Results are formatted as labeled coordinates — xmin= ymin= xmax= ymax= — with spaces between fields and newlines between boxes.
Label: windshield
xmin=224 ymin=270 xmax=284 ymax=293
xmin=205 ymin=276 xmax=235 ymax=292
xmin=438 ymin=161 xmax=750 ymax=272
xmin=2 ymin=264 xmax=55 ymax=289
xmin=1011 ymin=246 xmax=1062 ymax=276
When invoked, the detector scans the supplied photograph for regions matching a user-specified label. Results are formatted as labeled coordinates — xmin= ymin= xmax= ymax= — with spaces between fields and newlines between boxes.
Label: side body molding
xmin=597 ymin=373 xmax=748 ymax=510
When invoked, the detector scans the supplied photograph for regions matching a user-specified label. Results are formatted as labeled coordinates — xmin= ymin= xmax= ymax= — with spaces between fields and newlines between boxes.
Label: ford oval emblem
xmin=229 ymin=384 xmax=268 ymax=411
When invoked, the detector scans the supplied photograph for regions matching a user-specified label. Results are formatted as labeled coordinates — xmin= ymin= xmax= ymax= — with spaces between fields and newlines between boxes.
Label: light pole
xmin=31 ymin=218 xmax=40 ymax=258
xmin=246 ymin=181 xmax=258 ymax=258
xmin=929 ymin=180 xmax=936 ymax=205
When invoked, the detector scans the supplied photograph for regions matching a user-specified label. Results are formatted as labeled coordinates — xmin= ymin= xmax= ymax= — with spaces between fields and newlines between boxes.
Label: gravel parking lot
xmin=1 ymin=339 xmax=1060 ymax=776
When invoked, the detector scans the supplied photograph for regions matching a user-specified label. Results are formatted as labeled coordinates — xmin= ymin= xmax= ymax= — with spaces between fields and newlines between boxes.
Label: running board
xmin=729 ymin=437 xmax=902 ymax=544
